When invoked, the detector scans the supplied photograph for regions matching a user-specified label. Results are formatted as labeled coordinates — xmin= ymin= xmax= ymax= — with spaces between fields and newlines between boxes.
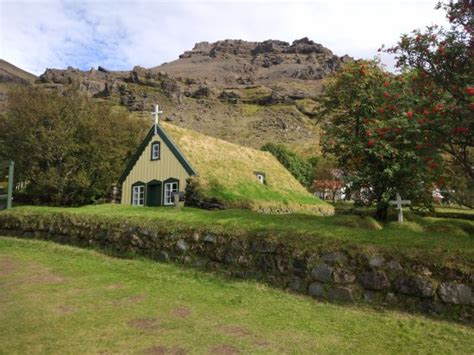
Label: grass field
xmin=1 ymin=237 xmax=473 ymax=354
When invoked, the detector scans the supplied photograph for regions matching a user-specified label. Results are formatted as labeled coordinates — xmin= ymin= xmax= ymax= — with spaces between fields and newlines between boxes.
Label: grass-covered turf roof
xmin=161 ymin=122 xmax=333 ymax=215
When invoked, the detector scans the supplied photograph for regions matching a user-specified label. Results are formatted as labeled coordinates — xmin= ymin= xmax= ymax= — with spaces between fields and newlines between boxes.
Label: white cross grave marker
xmin=389 ymin=193 xmax=411 ymax=223
xmin=152 ymin=104 xmax=163 ymax=135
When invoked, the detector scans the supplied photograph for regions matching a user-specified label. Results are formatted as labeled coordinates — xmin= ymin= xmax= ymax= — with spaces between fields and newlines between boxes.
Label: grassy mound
xmin=1 ymin=237 xmax=473 ymax=353
xmin=163 ymin=122 xmax=333 ymax=215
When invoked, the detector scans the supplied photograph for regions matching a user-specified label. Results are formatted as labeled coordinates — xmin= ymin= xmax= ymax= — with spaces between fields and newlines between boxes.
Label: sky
xmin=0 ymin=0 xmax=448 ymax=75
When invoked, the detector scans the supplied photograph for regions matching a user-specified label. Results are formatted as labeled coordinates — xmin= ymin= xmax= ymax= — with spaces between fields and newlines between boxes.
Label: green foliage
xmin=261 ymin=143 xmax=312 ymax=187
xmin=442 ymin=162 xmax=474 ymax=208
xmin=320 ymin=60 xmax=443 ymax=219
xmin=0 ymin=86 xmax=148 ymax=205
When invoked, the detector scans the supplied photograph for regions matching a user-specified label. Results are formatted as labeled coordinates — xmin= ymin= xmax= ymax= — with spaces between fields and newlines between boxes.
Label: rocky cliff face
xmin=9 ymin=39 xmax=353 ymax=154
xmin=168 ymin=38 xmax=351 ymax=84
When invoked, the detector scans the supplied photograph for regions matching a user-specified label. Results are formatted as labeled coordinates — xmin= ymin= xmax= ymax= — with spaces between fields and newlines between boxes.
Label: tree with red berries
xmin=384 ymin=0 xmax=473 ymax=204
xmin=320 ymin=60 xmax=443 ymax=219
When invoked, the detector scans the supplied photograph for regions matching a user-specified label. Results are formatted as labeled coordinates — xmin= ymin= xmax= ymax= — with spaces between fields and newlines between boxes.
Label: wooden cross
xmin=389 ymin=193 xmax=411 ymax=223
xmin=152 ymin=104 xmax=163 ymax=135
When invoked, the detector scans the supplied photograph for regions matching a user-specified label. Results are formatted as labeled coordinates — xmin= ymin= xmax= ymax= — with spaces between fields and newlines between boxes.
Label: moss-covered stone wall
xmin=0 ymin=212 xmax=472 ymax=322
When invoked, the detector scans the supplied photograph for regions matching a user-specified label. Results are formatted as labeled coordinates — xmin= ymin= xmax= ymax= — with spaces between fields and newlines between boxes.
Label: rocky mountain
xmin=2 ymin=38 xmax=352 ymax=155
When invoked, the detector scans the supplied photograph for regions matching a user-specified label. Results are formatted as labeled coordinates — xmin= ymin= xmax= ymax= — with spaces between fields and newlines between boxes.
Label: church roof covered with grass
xmin=161 ymin=122 xmax=334 ymax=215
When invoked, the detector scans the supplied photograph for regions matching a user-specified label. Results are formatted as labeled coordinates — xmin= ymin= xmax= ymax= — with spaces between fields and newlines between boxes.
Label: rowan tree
xmin=320 ymin=60 xmax=442 ymax=219
xmin=384 ymin=0 xmax=473 ymax=202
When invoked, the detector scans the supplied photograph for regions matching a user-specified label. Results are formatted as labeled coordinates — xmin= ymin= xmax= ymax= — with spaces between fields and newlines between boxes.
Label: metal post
xmin=7 ymin=160 xmax=14 ymax=209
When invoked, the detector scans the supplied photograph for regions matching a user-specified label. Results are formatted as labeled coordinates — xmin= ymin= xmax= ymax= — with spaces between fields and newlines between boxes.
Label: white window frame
xmin=132 ymin=185 xmax=145 ymax=206
xmin=151 ymin=142 xmax=160 ymax=160
xmin=164 ymin=182 xmax=179 ymax=205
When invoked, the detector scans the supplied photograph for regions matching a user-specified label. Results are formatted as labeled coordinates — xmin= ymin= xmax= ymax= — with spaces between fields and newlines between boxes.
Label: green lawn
xmin=1 ymin=237 xmax=473 ymax=354
xmin=6 ymin=204 xmax=474 ymax=265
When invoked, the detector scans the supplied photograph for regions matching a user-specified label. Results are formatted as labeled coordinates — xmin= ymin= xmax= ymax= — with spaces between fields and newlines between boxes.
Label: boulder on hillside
xmin=218 ymin=91 xmax=240 ymax=104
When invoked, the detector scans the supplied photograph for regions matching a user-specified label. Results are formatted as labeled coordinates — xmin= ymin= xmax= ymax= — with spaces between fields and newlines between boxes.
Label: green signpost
xmin=0 ymin=160 xmax=14 ymax=210
xmin=7 ymin=161 xmax=14 ymax=209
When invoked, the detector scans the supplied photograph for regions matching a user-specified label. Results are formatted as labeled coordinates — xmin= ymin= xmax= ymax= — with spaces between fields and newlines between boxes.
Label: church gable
xmin=119 ymin=124 xmax=197 ymax=184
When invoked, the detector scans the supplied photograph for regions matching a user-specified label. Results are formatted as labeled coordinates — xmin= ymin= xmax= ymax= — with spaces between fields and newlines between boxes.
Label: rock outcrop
xmin=162 ymin=38 xmax=351 ymax=84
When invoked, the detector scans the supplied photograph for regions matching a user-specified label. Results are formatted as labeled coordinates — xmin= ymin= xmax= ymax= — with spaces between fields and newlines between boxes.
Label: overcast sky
xmin=0 ymin=0 xmax=448 ymax=75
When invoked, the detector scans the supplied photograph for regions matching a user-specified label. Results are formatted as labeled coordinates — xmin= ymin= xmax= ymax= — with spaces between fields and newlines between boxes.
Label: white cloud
xmin=0 ymin=0 xmax=448 ymax=75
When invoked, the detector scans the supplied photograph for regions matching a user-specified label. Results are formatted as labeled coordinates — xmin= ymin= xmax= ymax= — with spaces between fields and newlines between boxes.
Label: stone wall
xmin=0 ymin=212 xmax=472 ymax=322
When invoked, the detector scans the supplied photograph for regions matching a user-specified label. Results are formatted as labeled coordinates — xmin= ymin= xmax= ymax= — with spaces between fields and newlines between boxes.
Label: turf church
xmin=119 ymin=106 xmax=196 ymax=206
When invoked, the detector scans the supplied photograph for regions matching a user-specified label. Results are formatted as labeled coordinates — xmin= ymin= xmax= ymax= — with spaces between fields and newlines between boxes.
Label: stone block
xmin=308 ymin=282 xmax=325 ymax=298
xmin=156 ymin=251 xmax=169 ymax=262
xmin=327 ymin=286 xmax=354 ymax=302
xmin=203 ymin=234 xmax=216 ymax=243
xmin=394 ymin=275 xmax=434 ymax=298
xmin=369 ymin=255 xmax=385 ymax=268
xmin=438 ymin=282 xmax=472 ymax=305
xmin=176 ymin=239 xmax=189 ymax=252
xmin=311 ymin=263 xmax=333 ymax=282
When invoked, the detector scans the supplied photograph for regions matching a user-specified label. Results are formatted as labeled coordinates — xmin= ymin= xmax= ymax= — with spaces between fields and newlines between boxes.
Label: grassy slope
xmin=1 ymin=237 xmax=473 ymax=354
xmin=0 ymin=59 xmax=37 ymax=82
xmin=5 ymin=205 xmax=474 ymax=267
xmin=162 ymin=122 xmax=332 ymax=214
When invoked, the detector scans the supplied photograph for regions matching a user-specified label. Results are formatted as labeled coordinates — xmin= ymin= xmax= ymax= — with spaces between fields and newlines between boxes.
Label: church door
xmin=146 ymin=181 xmax=162 ymax=206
